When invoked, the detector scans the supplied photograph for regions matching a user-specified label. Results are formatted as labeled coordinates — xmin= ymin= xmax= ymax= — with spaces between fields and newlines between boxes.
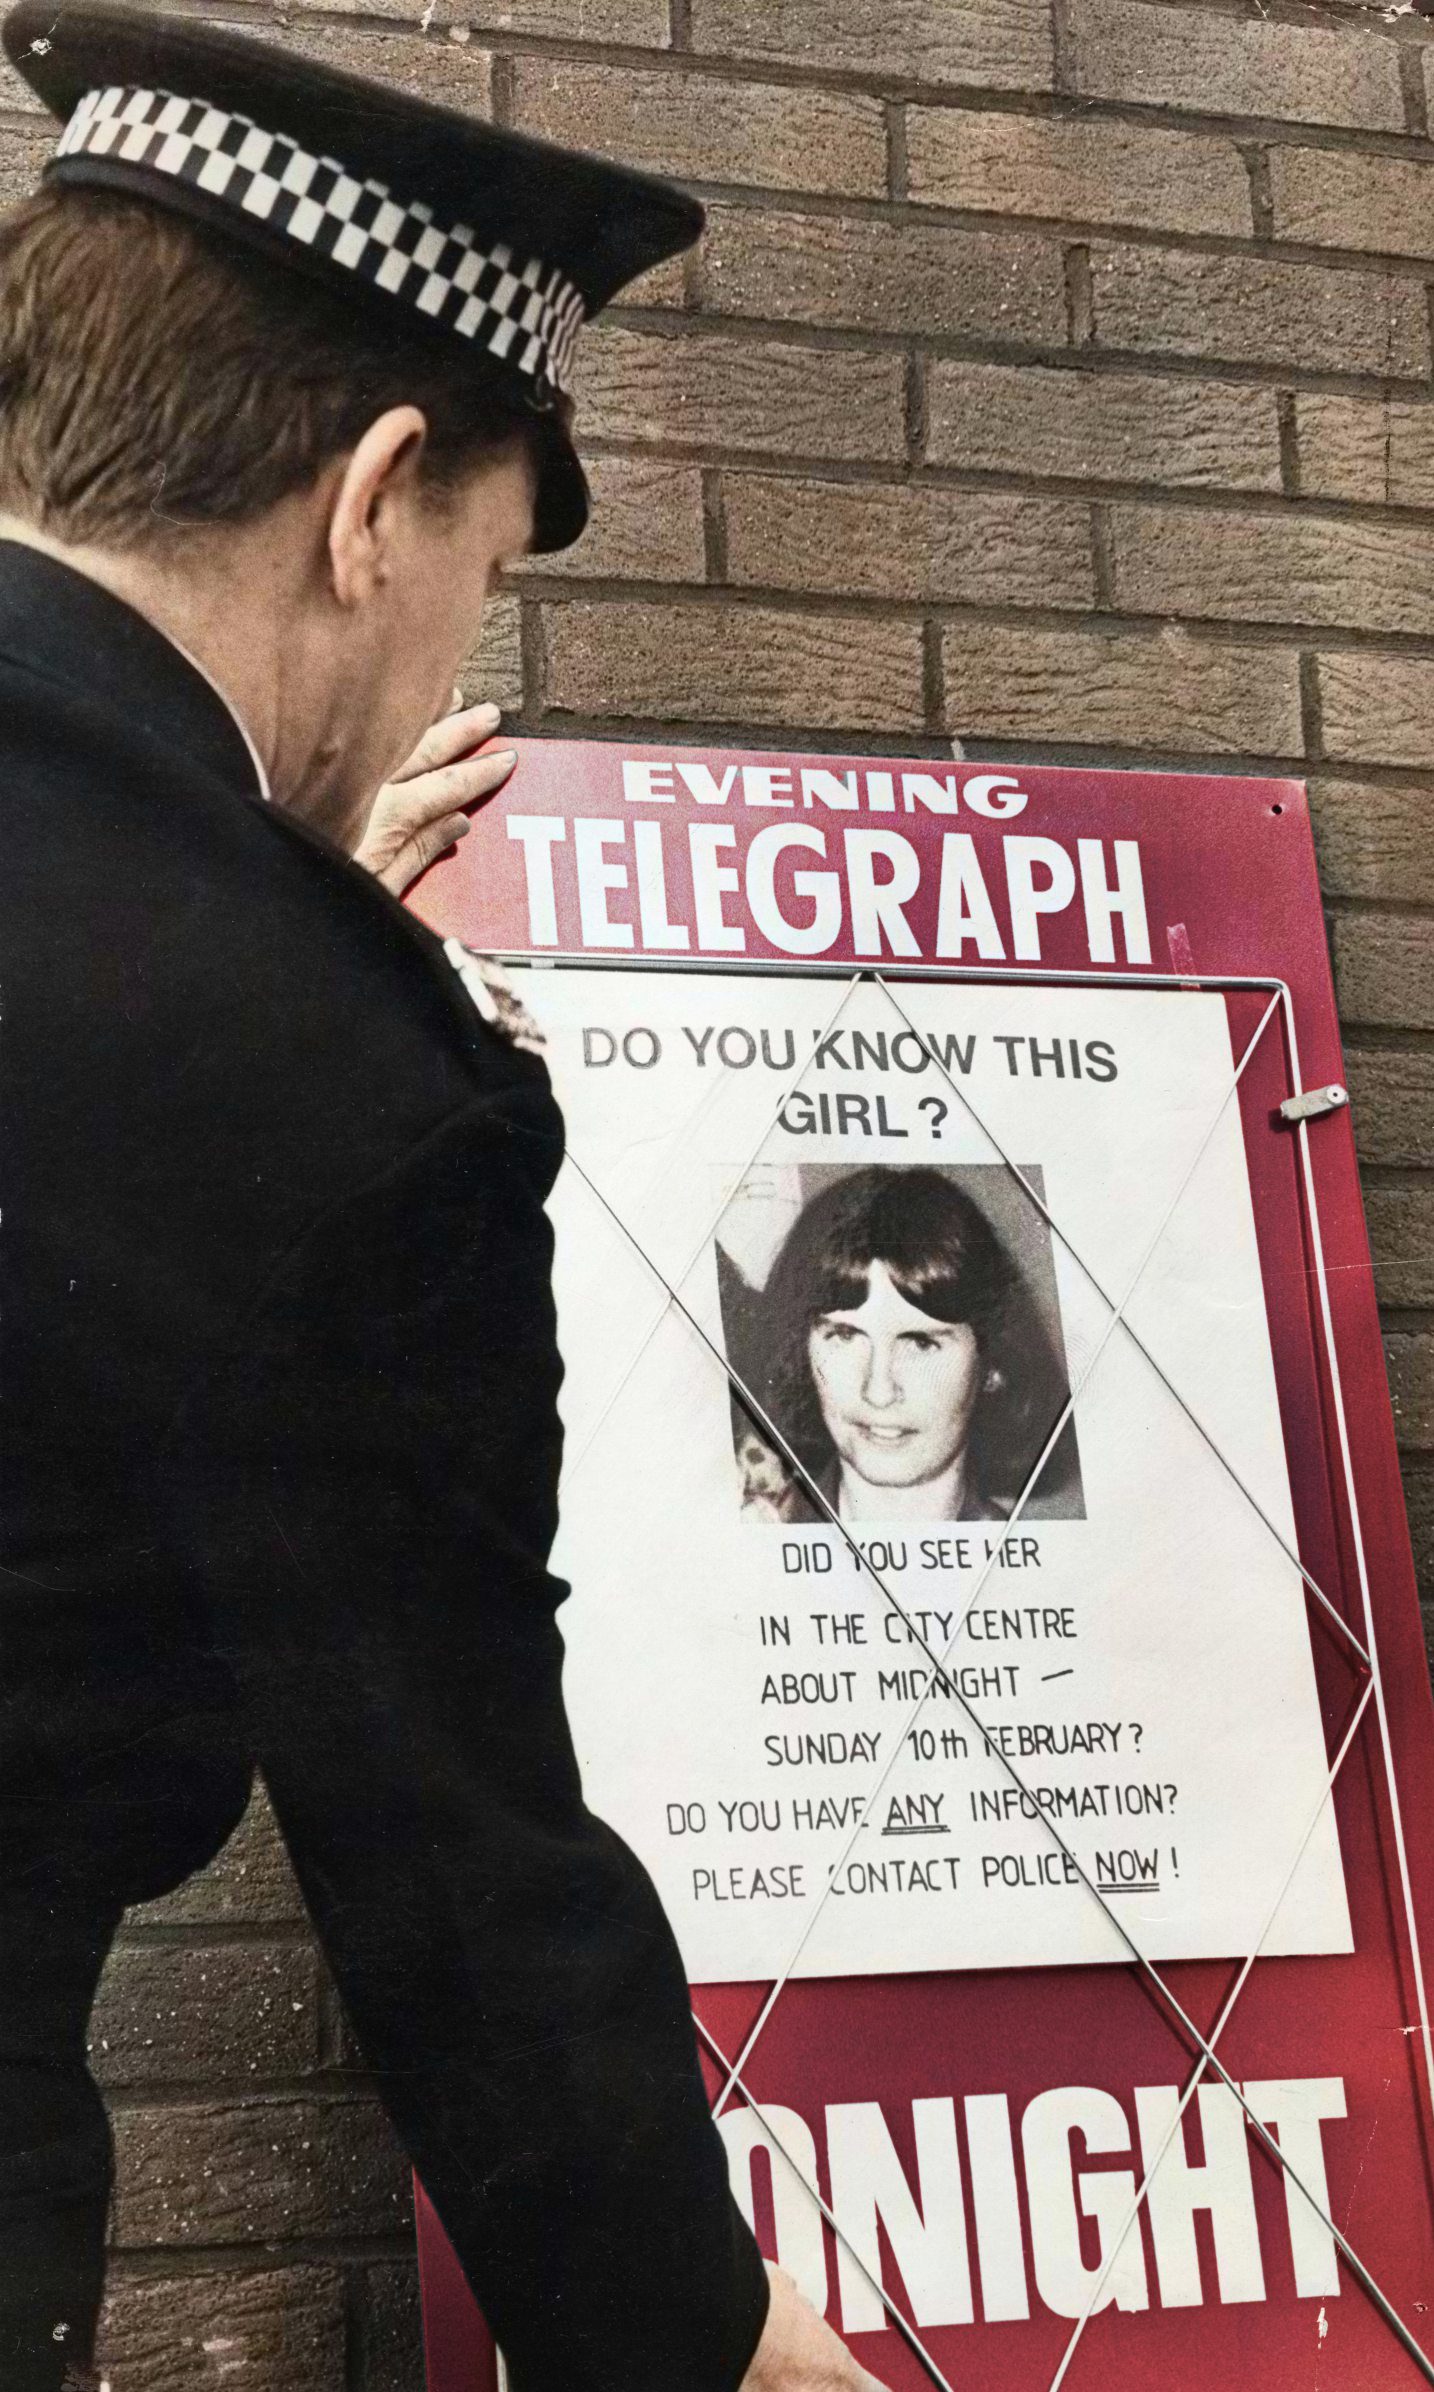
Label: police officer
xmin=0 ymin=7 xmax=891 ymax=2388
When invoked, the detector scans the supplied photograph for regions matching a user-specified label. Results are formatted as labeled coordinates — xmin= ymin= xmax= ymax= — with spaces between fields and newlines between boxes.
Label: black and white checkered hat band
xmin=55 ymin=84 xmax=586 ymax=395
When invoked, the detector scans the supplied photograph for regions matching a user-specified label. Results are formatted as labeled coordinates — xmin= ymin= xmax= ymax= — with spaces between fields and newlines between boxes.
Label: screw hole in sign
xmin=1271 ymin=803 xmax=1284 ymax=815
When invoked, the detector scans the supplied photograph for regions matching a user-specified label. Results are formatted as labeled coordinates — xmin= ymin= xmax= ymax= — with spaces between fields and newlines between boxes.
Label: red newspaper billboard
xmin=407 ymin=741 xmax=1434 ymax=2391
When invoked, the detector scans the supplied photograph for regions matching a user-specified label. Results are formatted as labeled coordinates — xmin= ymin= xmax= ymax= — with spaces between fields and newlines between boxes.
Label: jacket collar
xmin=0 ymin=540 xmax=532 ymax=1072
xmin=0 ymin=537 xmax=264 ymax=804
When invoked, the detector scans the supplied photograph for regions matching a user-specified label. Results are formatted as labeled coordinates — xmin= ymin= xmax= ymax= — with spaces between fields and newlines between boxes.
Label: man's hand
xmin=741 ymin=2267 xmax=893 ymax=2392
xmin=355 ymin=696 xmax=517 ymax=895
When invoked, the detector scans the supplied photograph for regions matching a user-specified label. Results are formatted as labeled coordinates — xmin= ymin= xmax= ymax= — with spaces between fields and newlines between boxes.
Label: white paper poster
xmin=512 ymin=966 xmax=1349 ymax=1986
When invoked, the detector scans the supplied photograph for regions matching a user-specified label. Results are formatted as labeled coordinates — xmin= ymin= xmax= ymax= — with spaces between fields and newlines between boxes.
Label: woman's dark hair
xmin=739 ymin=1167 xmax=1078 ymax=1505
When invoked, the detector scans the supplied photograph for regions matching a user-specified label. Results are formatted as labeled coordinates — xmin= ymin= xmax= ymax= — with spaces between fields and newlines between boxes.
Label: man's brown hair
xmin=0 ymin=186 xmax=538 ymax=549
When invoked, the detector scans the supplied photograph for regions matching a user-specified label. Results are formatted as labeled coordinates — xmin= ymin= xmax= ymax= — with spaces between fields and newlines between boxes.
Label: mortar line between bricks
xmin=722 ymin=193 xmax=1434 ymax=287
xmin=106 ymin=2236 xmax=421 ymax=2271
xmin=113 ymin=1921 xmax=317 ymax=1947
xmin=1346 ymin=1026 xmax=1434 ymax=1055
xmin=318 ymin=1975 xmax=350 ymax=2072
xmin=520 ymin=597 xmax=547 ymax=722
xmin=885 ymin=98 xmax=909 ymax=206
xmin=902 ymin=346 xmax=928 ymax=466
xmin=574 ymin=171 xmax=1434 ymax=284
xmin=487 ymin=49 xmax=515 ymax=128
xmin=574 ymin=440 xmax=1434 ymax=529
xmin=60 ymin=7 xmax=1045 ymax=106
xmin=1312 ymin=764 xmax=1434 ymax=792
xmin=1064 ymin=243 xmax=1095 ymax=346
xmin=1378 ymin=1308 xmax=1434 ymax=1343
xmin=1326 ymin=891 xmax=1434 ymax=924
xmin=104 ymin=2083 xmax=393 ymax=2114
xmin=1276 ymin=391 xmax=1302 ymax=495
xmin=1151 ymin=0 xmax=1415 ymax=27
xmin=515 ymin=716 xmax=1434 ymax=807
xmin=1300 ymin=651 xmax=1327 ymax=758
xmin=596 ymin=309 xmax=1434 ymax=397
xmin=1242 ymin=143 xmax=1276 ymax=241
xmin=681 ymin=224 xmax=706 ymax=312
xmin=1362 ymin=1162 xmax=1434 ymax=1189
xmin=530 ymin=711 xmax=965 ymax=757
xmin=101 ymin=2068 xmax=382 ymax=2102
xmin=1051 ymin=0 xmax=1078 ymax=95
xmin=1377 ymin=1303 xmax=1434 ymax=1332
xmin=700 ymin=465 xmax=726 ymax=582
xmin=390 ymin=67 xmax=1434 ymax=170
xmin=884 ymin=736 xmax=1315 ymax=773
xmin=1090 ymin=502 xmax=1117 ymax=605
xmin=1087 ymin=0 xmax=1434 ymax=70
xmin=699 ymin=91 xmax=1434 ymax=161
xmin=940 ymin=737 xmax=1434 ymax=780
xmin=21 ymin=86 xmax=1434 ymax=208
xmin=528 ymin=711 xmax=1316 ymax=775
xmin=1309 ymin=776 xmax=1434 ymax=810
xmin=518 ymin=575 xmax=1434 ymax=658
xmin=920 ymin=618 xmax=944 ymax=734
xmin=104 ymin=6 xmax=1434 ymax=160
xmin=1400 ymin=42 xmax=1431 ymax=139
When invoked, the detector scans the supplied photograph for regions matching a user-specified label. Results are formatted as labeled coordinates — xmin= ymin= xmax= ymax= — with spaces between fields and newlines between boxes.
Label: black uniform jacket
xmin=0 ymin=543 xmax=769 ymax=2391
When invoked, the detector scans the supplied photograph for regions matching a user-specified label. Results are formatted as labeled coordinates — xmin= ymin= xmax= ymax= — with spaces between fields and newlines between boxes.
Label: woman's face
xmin=807 ymin=1260 xmax=983 ymax=1491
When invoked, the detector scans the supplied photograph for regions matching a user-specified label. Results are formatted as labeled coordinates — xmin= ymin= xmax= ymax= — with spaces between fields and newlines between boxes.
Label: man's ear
xmin=327 ymin=406 xmax=430 ymax=608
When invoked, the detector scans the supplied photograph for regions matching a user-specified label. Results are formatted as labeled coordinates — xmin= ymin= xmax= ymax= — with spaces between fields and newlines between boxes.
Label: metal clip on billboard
xmin=408 ymin=741 xmax=1434 ymax=2392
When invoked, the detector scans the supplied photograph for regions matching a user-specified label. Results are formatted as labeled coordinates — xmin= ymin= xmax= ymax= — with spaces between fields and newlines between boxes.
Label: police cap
xmin=1 ymin=0 xmax=705 ymax=550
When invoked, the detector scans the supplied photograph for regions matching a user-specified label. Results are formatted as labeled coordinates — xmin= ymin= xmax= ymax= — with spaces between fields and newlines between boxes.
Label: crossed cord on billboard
xmin=554 ymin=971 xmax=1417 ymax=2385
xmin=548 ymin=964 xmax=1432 ymax=2391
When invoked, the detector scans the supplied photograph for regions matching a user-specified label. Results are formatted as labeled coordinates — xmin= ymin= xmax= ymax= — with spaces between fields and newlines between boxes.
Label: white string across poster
xmin=507 ymin=956 xmax=1434 ymax=2392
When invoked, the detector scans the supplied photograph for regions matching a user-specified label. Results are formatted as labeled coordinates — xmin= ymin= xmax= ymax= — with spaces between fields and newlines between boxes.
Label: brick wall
xmin=3 ymin=0 xmax=1432 ymax=2383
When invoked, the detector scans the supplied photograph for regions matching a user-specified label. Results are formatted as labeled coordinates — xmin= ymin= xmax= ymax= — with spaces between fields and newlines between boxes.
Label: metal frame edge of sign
xmin=408 ymin=741 xmax=1434 ymax=2392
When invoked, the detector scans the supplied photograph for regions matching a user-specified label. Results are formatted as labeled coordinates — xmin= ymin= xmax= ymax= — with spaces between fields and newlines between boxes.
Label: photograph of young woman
xmin=720 ymin=1165 xmax=1083 ymax=1526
